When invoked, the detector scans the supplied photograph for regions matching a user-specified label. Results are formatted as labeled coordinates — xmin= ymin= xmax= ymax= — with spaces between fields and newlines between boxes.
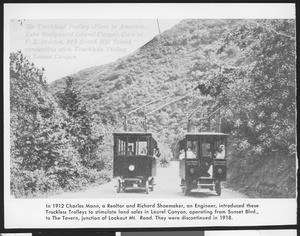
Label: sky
xmin=7 ymin=4 xmax=294 ymax=84
xmin=10 ymin=19 xmax=181 ymax=83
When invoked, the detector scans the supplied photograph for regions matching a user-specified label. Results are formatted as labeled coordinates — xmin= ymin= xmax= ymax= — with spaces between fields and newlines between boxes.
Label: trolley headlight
xmin=218 ymin=168 xmax=223 ymax=174
xmin=189 ymin=168 xmax=195 ymax=174
xmin=129 ymin=165 xmax=135 ymax=171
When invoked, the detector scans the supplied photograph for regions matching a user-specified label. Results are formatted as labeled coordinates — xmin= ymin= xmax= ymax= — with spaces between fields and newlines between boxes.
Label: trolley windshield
xmin=113 ymin=133 xmax=156 ymax=156
xmin=176 ymin=132 xmax=228 ymax=160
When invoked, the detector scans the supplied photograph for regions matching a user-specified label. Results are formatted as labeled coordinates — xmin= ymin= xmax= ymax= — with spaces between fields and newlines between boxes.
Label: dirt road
xmin=50 ymin=161 xmax=248 ymax=199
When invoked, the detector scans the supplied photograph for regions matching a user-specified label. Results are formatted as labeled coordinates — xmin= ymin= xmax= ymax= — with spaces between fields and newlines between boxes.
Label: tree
xmin=211 ymin=19 xmax=296 ymax=156
xmin=10 ymin=52 xmax=82 ymax=197
xmin=55 ymin=77 xmax=104 ymax=169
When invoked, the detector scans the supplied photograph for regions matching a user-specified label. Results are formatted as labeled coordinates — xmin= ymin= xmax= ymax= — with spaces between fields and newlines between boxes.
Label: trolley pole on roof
xmin=123 ymin=115 xmax=128 ymax=131
xmin=123 ymin=84 xmax=201 ymax=132
xmin=126 ymin=94 xmax=170 ymax=116
xmin=143 ymin=116 xmax=148 ymax=132
xmin=146 ymin=92 xmax=194 ymax=116
xmin=187 ymin=105 xmax=203 ymax=132
xmin=207 ymin=107 xmax=211 ymax=131
xmin=197 ymin=106 xmax=223 ymax=132
xmin=123 ymin=94 xmax=171 ymax=131
xmin=144 ymin=91 xmax=194 ymax=132
xmin=217 ymin=109 xmax=221 ymax=132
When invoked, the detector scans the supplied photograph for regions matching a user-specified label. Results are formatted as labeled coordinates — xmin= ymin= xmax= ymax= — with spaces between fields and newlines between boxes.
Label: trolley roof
xmin=113 ymin=132 xmax=153 ymax=136
xmin=177 ymin=132 xmax=229 ymax=140
xmin=185 ymin=132 xmax=229 ymax=136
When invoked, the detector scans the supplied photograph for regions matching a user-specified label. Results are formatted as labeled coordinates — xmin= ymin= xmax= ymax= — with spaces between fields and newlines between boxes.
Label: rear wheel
xmin=117 ymin=180 xmax=121 ymax=193
xmin=215 ymin=181 xmax=221 ymax=196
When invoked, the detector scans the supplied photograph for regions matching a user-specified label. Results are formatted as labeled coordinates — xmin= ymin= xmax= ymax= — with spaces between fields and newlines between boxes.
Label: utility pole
xmin=156 ymin=19 xmax=161 ymax=34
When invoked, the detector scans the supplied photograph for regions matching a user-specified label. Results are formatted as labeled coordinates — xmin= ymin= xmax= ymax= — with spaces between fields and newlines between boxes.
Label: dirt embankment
xmin=226 ymin=152 xmax=296 ymax=198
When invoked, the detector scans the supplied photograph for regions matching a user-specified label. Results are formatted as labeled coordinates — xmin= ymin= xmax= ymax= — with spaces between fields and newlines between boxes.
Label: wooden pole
xmin=156 ymin=19 xmax=161 ymax=34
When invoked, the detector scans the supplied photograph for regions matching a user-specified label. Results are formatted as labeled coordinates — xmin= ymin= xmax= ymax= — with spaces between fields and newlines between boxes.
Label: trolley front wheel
xmin=182 ymin=180 xmax=190 ymax=196
xmin=145 ymin=180 xmax=149 ymax=194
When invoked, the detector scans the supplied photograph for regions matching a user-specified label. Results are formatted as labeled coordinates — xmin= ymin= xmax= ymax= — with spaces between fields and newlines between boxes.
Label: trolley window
xmin=200 ymin=137 xmax=226 ymax=159
xmin=116 ymin=137 xmax=127 ymax=155
xmin=137 ymin=137 xmax=148 ymax=155
xmin=214 ymin=137 xmax=227 ymax=159
xmin=186 ymin=137 xmax=199 ymax=159
xmin=201 ymin=142 xmax=213 ymax=158
xmin=115 ymin=136 xmax=149 ymax=156
xmin=127 ymin=137 xmax=136 ymax=155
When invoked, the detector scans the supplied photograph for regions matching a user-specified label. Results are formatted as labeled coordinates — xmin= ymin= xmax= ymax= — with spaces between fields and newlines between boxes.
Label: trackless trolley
xmin=176 ymin=132 xmax=228 ymax=196
xmin=113 ymin=132 xmax=158 ymax=194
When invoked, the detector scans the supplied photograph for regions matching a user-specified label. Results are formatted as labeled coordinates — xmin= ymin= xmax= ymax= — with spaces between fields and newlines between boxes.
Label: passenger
xmin=186 ymin=147 xmax=196 ymax=158
xmin=215 ymin=145 xmax=225 ymax=159
xmin=179 ymin=149 xmax=185 ymax=160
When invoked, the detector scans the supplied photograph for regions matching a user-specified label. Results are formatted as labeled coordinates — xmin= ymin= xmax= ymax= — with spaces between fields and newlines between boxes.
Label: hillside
xmin=50 ymin=19 xmax=239 ymax=129
xmin=49 ymin=19 xmax=296 ymax=198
